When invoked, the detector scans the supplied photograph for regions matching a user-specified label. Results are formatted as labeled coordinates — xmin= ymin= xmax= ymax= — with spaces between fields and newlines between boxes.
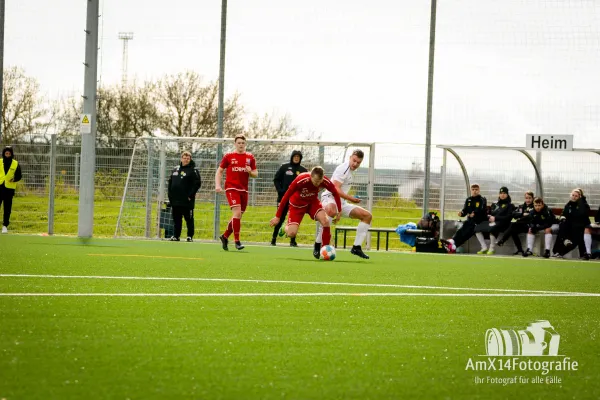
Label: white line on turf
xmin=0 ymin=292 xmax=599 ymax=297
xmin=0 ymin=273 xmax=596 ymax=295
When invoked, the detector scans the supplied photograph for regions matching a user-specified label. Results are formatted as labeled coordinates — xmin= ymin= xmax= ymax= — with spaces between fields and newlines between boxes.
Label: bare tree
xmin=1 ymin=67 xmax=50 ymax=144
xmin=245 ymin=113 xmax=297 ymax=140
xmin=155 ymin=71 xmax=244 ymax=138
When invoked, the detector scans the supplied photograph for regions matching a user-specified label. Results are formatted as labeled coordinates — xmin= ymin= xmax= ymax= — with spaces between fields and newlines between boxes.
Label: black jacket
xmin=168 ymin=160 xmax=201 ymax=208
xmin=460 ymin=195 xmax=487 ymax=223
xmin=561 ymin=196 xmax=591 ymax=228
xmin=528 ymin=205 xmax=556 ymax=231
xmin=1 ymin=146 xmax=22 ymax=191
xmin=273 ymin=150 xmax=308 ymax=202
xmin=489 ymin=195 xmax=515 ymax=226
xmin=595 ymin=205 xmax=600 ymax=224
xmin=512 ymin=201 xmax=535 ymax=222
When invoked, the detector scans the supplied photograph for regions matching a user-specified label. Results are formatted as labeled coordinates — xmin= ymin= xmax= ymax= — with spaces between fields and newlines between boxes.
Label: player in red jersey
xmin=269 ymin=166 xmax=342 ymax=250
xmin=215 ymin=134 xmax=258 ymax=251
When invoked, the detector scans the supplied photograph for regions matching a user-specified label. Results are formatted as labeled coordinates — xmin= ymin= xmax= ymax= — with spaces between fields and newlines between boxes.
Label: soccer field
xmin=1 ymin=235 xmax=599 ymax=399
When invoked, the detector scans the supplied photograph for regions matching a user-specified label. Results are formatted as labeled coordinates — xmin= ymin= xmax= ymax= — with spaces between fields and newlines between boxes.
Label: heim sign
xmin=526 ymin=135 xmax=573 ymax=151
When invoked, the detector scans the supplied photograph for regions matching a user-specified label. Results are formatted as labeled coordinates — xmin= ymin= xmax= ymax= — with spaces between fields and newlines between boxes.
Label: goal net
xmin=115 ymin=137 xmax=374 ymax=244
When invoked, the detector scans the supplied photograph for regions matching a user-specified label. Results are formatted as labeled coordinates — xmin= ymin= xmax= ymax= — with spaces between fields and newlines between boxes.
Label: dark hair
xmin=470 ymin=183 xmax=480 ymax=189
xmin=311 ymin=166 xmax=324 ymax=178
xmin=352 ymin=149 xmax=364 ymax=159
xmin=525 ymin=191 xmax=534 ymax=198
xmin=234 ymin=134 xmax=246 ymax=142
xmin=533 ymin=197 xmax=544 ymax=205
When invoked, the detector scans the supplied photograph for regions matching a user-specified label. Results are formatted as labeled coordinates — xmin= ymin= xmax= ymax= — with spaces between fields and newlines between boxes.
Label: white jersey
xmin=322 ymin=161 xmax=354 ymax=200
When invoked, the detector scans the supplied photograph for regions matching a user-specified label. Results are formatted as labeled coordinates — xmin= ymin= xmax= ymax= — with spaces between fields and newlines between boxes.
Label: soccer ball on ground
xmin=320 ymin=245 xmax=336 ymax=261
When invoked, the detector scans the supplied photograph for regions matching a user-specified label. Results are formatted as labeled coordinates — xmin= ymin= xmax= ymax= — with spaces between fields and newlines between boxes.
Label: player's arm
xmin=215 ymin=166 xmax=225 ymax=192
xmin=189 ymin=169 xmax=201 ymax=199
xmin=275 ymin=177 xmax=299 ymax=218
xmin=333 ymin=179 xmax=360 ymax=203
xmin=246 ymin=156 xmax=258 ymax=178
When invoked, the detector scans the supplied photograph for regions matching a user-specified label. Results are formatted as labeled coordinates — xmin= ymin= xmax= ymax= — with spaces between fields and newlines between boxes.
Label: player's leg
xmin=220 ymin=191 xmax=242 ymax=250
xmin=314 ymin=209 xmax=331 ymax=246
xmin=171 ymin=205 xmax=183 ymax=241
xmin=583 ymin=226 xmax=593 ymax=259
xmin=183 ymin=208 xmax=194 ymax=241
xmin=271 ymin=202 xmax=288 ymax=245
xmin=231 ymin=192 xmax=248 ymax=250
xmin=348 ymin=205 xmax=372 ymax=259
xmin=285 ymin=205 xmax=304 ymax=241
xmin=314 ymin=202 xmax=336 ymax=258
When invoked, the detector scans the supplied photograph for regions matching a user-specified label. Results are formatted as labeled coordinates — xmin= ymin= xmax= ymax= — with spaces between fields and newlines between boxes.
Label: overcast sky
xmin=5 ymin=0 xmax=600 ymax=148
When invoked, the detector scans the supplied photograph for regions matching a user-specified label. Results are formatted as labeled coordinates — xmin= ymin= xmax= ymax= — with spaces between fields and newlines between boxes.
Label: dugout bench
xmin=334 ymin=226 xmax=432 ymax=251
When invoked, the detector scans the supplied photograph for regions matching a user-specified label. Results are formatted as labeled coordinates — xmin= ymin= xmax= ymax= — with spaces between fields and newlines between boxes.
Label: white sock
xmin=584 ymin=233 xmax=592 ymax=254
xmin=315 ymin=222 xmax=322 ymax=244
xmin=476 ymin=232 xmax=487 ymax=250
xmin=489 ymin=235 xmax=496 ymax=251
xmin=527 ymin=233 xmax=535 ymax=250
xmin=353 ymin=222 xmax=371 ymax=247
xmin=545 ymin=233 xmax=552 ymax=250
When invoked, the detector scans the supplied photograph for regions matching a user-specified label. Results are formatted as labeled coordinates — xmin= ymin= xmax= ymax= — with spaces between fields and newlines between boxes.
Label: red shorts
xmin=226 ymin=190 xmax=248 ymax=212
xmin=287 ymin=200 xmax=323 ymax=226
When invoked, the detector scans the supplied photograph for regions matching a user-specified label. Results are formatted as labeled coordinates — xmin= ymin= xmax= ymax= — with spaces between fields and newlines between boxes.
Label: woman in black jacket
xmin=497 ymin=191 xmax=534 ymax=255
xmin=553 ymin=188 xmax=590 ymax=258
xmin=474 ymin=187 xmax=515 ymax=255
xmin=524 ymin=197 xmax=556 ymax=258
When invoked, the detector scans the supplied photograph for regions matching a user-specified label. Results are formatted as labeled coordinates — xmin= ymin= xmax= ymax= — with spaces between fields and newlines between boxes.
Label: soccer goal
xmin=115 ymin=137 xmax=375 ymax=243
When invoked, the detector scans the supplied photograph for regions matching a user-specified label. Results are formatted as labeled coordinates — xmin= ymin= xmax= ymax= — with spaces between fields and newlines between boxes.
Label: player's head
xmin=470 ymin=183 xmax=480 ymax=196
xmin=570 ymin=188 xmax=583 ymax=202
xmin=499 ymin=186 xmax=509 ymax=200
xmin=349 ymin=149 xmax=364 ymax=171
xmin=525 ymin=191 xmax=534 ymax=204
xmin=180 ymin=151 xmax=192 ymax=166
xmin=310 ymin=166 xmax=325 ymax=187
xmin=533 ymin=197 xmax=544 ymax=212
xmin=234 ymin=134 xmax=247 ymax=153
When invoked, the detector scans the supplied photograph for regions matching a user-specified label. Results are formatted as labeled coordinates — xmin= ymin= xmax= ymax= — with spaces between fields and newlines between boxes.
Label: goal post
xmin=115 ymin=137 xmax=376 ymax=244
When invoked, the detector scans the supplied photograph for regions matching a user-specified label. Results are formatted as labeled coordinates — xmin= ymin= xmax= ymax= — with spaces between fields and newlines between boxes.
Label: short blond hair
xmin=181 ymin=151 xmax=192 ymax=158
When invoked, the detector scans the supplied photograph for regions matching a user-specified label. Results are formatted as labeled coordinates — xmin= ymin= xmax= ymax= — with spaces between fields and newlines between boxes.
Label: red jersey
xmin=219 ymin=152 xmax=257 ymax=192
xmin=276 ymin=172 xmax=342 ymax=218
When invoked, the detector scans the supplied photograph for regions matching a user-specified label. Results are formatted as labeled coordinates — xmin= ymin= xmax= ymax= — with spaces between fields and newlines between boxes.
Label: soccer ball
xmin=320 ymin=245 xmax=336 ymax=261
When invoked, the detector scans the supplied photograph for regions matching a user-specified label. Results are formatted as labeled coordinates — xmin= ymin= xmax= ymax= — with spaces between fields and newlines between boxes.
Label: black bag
xmin=417 ymin=212 xmax=441 ymax=239
xmin=415 ymin=236 xmax=447 ymax=253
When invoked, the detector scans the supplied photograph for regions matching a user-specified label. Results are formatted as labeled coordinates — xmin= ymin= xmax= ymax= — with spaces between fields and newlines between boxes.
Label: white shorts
xmin=551 ymin=224 xmax=560 ymax=234
xmin=321 ymin=193 xmax=357 ymax=218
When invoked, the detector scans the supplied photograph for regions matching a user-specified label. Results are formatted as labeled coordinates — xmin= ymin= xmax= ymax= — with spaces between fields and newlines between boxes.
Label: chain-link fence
xmin=4 ymin=137 xmax=599 ymax=250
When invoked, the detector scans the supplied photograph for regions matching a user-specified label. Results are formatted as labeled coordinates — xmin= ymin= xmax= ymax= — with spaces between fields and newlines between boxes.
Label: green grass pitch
xmin=1 ymin=235 xmax=599 ymax=399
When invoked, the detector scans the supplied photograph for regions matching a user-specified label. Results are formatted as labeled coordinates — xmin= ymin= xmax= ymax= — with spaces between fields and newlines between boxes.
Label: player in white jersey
xmin=314 ymin=149 xmax=373 ymax=259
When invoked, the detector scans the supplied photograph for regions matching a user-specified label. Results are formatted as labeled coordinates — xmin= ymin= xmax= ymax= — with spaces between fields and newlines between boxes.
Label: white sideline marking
xmin=0 ymin=293 xmax=600 ymax=297
xmin=0 ymin=273 xmax=596 ymax=296
xmin=0 ymin=292 xmax=599 ymax=297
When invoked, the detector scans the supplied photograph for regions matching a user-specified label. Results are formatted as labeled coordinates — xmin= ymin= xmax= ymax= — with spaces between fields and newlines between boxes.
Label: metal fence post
xmin=74 ymin=153 xmax=80 ymax=191
xmin=156 ymin=141 xmax=166 ymax=239
xmin=47 ymin=135 xmax=57 ymax=235
xmin=440 ymin=149 xmax=447 ymax=239
xmin=365 ymin=143 xmax=376 ymax=250
xmin=145 ymin=140 xmax=154 ymax=238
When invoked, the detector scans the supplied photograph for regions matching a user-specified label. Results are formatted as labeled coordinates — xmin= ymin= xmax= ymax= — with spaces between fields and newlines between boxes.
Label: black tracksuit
xmin=452 ymin=195 xmax=487 ymax=247
xmin=475 ymin=195 xmax=515 ymax=237
xmin=0 ymin=146 xmax=23 ymax=227
xmin=500 ymin=201 xmax=534 ymax=252
xmin=527 ymin=205 xmax=556 ymax=233
xmin=553 ymin=196 xmax=591 ymax=256
xmin=272 ymin=150 xmax=308 ymax=242
xmin=167 ymin=160 xmax=201 ymax=239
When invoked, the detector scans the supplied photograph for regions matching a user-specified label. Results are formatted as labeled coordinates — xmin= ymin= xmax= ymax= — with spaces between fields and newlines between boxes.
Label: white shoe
xmin=1 ymin=226 xmax=7 ymax=234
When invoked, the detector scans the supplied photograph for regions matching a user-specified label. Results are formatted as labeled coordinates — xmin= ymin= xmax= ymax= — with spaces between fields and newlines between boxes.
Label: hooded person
xmin=0 ymin=146 xmax=23 ymax=233
xmin=271 ymin=150 xmax=308 ymax=246
xmin=473 ymin=186 xmax=515 ymax=255
xmin=167 ymin=151 xmax=201 ymax=242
